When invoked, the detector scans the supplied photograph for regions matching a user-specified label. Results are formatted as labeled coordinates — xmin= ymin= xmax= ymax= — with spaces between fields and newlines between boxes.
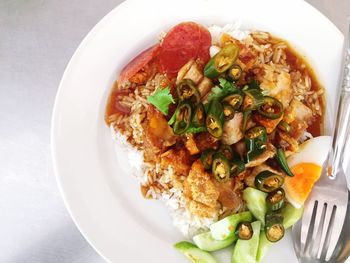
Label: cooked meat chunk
xmin=283 ymin=99 xmax=313 ymax=140
xmin=276 ymin=130 xmax=299 ymax=153
xmin=284 ymin=99 xmax=312 ymax=124
xmin=194 ymin=132 xmax=219 ymax=152
xmin=215 ymin=180 xmax=244 ymax=210
xmin=197 ymin=77 xmax=213 ymax=98
xmin=143 ymin=106 xmax=177 ymax=151
xmin=233 ymin=141 xmax=246 ymax=159
xmin=221 ymin=112 xmax=244 ymax=145
xmin=260 ymin=71 xmax=293 ymax=108
xmin=184 ymin=160 xmax=220 ymax=217
xmin=160 ymin=148 xmax=192 ymax=176
xmin=176 ymin=60 xmax=195 ymax=84
xmin=245 ymin=143 xmax=276 ymax=168
xmin=185 ymin=134 xmax=200 ymax=155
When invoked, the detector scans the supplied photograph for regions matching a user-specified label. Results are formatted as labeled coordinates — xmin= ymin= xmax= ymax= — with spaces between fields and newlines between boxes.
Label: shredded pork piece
xmin=221 ymin=112 xmax=244 ymax=145
xmin=245 ymin=143 xmax=276 ymax=168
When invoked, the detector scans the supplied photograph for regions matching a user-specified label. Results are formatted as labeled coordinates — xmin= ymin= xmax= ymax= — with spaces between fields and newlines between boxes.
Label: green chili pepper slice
xmin=222 ymin=93 xmax=243 ymax=111
xmin=235 ymin=222 xmax=253 ymax=240
xmin=266 ymin=188 xmax=285 ymax=212
xmin=230 ymin=158 xmax=245 ymax=177
xmin=243 ymin=89 xmax=264 ymax=110
xmin=222 ymin=103 xmax=235 ymax=121
xmin=278 ymin=120 xmax=291 ymax=133
xmin=258 ymin=96 xmax=283 ymax=119
xmin=206 ymin=100 xmax=224 ymax=138
xmin=200 ymin=149 xmax=216 ymax=170
xmin=226 ymin=64 xmax=243 ymax=82
xmin=242 ymin=110 xmax=251 ymax=133
xmin=173 ymin=101 xmax=192 ymax=135
xmin=276 ymin=148 xmax=294 ymax=177
xmin=212 ymin=153 xmax=231 ymax=182
xmin=176 ymin=79 xmax=200 ymax=103
xmin=265 ymin=212 xmax=285 ymax=242
xmin=245 ymin=126 xmax=268 ymax=162
xmin=204 ymin=43 xmax=240 ymax=79
xmin=192 ymin=103 xmax=206 ymax=128
xmin=255 ymin=171 xmax=285 ymax=193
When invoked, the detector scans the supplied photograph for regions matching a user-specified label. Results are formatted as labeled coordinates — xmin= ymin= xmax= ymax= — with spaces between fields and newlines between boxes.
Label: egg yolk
xmin=284 ymin=163 xmax=322 ymax=206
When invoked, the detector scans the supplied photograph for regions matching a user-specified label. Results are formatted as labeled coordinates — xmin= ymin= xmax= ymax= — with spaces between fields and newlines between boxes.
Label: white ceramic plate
xmin=52 ymin=0 xmax=344 ymax=262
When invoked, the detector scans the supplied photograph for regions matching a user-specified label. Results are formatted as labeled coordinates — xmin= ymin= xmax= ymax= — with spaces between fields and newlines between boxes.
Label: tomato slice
xmin=159 ymin=22 xmax=212 ymax=76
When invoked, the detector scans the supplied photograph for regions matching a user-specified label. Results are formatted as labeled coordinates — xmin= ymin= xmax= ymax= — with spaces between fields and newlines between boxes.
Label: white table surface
xmin=0 ymin=0 xmax=349 ymax=262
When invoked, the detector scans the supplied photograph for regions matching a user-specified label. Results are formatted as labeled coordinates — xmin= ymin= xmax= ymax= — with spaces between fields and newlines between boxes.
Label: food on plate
xmin=105 ymin=21 xmax=327 ymax=262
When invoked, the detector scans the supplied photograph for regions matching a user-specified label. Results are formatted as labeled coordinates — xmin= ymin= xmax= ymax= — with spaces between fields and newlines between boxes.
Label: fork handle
xmin=328 ymin=18 xmax=350 ymax=177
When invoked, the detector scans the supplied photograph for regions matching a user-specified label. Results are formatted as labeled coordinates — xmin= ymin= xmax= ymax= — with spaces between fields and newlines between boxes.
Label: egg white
xmin=287 ymin=136 xmax=331 ymax=168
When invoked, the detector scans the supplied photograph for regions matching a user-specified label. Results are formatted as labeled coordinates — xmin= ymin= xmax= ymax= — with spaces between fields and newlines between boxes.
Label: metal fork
xmin=292 ymin=19 xmax=350 ymax=262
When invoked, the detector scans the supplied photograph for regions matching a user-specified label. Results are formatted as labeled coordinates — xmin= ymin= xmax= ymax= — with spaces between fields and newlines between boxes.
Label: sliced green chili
xmin=204 ymin=43 xmax=240 ymax=79
xmin=200 ymin=149 xmax=216 ymax=170
xmin=265 ymin=212 xmax=285 ymax=242
xmin=212 ymin=153 xmax=231 ymax=182
xmin=278 ymin=120 xmax=291 ymax=133
xmin=222 ymin=93 xmax=243 ymax=111
xmin=206 ymin=100 xmax=224 ymax=138
xmin=222 ymin=103 xmax=235 ymax=121
xmin=176 ymin=79 xmax=200 ymax=103
xmin=243 ymin=89 xmax=264 ymax=110
xmin=242 ymin=110 xmax=251 ymax=133
xmin=276 ymin=148 xmax=294 ymax=177
xmin=230 ymin=158 xmax=245 ymax=177
xmin=266 ymin=188 xmax=285 ymax=212
xmin=173 ymin=101 xmax=192 ymax=135
xmin=235 ymin=222 xmax=253 ymax=240
xmin=245 ymin=126 xmax=267 ymax=162
xmin=226 ymin=64 xmax=243 ymax=82
xmin=258 ymin=96 xmax=283 ymax=119
xmin=255 ymin=171 xmax=285 ymax=193
xmin=192 ymin=103 xmax=206 ymax=128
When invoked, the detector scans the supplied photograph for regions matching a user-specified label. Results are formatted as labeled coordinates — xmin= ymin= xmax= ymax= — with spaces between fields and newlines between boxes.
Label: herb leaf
xmin=207 ymin=78 xmax=238 ymax=102
xmin=147 ymin=86 xmax=175 ymax=115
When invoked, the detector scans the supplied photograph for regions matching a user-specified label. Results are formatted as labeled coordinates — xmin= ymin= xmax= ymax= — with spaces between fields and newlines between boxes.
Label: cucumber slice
xmin=232 ymin=221 xmax=261 ymax=263
xmin=210 ymin=211 xmax=253 ymax=240
xmin=243 ymin=187 xmax=268 ymax=225
xmin=174 ymin=241 xmax=218 ymax=263
xmin=256 ymin=230 xmax=273 ymax=262
xmin=283 ymin=203 xmax=304 ymax=229
xmin=193 ymin=231 xmax=236 ymax=251
xmin=256 ymin=204 xmax=304 ymax=262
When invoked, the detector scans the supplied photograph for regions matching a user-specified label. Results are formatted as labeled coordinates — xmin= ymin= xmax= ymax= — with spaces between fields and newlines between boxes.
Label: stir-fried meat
xmin=176 ymin=60 xmax=213 ymax=98
xmin=254 ymin=113 xmax=283 ymax=134
xmin=221 ymin=112 xmax=244 ymax=145
xmin=214 ymin=179 xmax=244 ymax=210
xmin=233 ymin=141 xmax=246 ymax=159
xmin=161 ymin=148 xmax=192 ymax=176
xmin=245 ymin=143 xmax=276 ymax=168
xmin=260 ymin=71 xmax=293 ymax=108
xmin=184 ymin=160 xmax=220 ymax=217
xmin=143 ymin=106 xmax=177 ymax=150
xmin=276 ymin=130 xmax=299 ymax=154
xmin=197 ymin=77 xmax=213 ymax=98
xmin=194 ymin=132 xmax=219 ymax=152
xmin=283 ymin=99 xmax=313 ymax=140
xmin=185 ymin=134 xmax=200 ymax=155
xmin=244 ymin=163 xmax=283 ymax=187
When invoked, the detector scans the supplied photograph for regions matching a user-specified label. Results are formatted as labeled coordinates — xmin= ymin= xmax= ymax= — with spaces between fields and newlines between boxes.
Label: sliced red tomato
xmin=119 ymin=44 xmax=160 ymax=86
xmin=159 ymin=22 xmax=212 ymax=76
